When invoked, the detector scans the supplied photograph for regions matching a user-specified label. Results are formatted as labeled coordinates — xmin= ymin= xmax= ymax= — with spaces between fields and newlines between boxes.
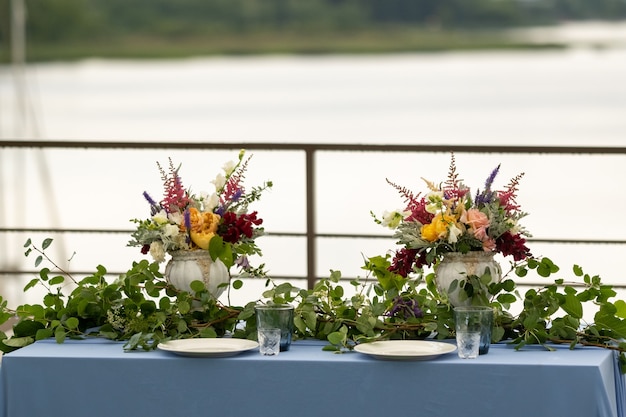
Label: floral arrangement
xmin=374 ymin=153 xmax=532 ymax=277
xmin=128 ymin=150 xmax=272 ymax=275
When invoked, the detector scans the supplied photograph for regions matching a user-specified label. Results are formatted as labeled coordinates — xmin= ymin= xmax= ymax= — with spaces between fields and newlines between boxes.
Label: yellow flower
xmin=188 ymin=207 xmax=220 ymax=250
xmin=421 ymin=214 xmax=457 ymax=242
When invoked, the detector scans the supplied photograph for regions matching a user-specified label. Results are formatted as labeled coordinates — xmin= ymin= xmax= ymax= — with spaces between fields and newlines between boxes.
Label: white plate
xmin=354 ymin=340 xmax=456 ymax=361
xmin=157 ymin=338 xmax=259 ymax=358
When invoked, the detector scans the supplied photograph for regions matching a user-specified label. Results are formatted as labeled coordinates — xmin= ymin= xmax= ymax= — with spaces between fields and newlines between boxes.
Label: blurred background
xmin=0 ymin=0 xmax=625 ymax=313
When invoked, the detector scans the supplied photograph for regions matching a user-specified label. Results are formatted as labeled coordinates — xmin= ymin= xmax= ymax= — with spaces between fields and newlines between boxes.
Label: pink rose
xmin=463 ymin=209 xmax=490 ymax=240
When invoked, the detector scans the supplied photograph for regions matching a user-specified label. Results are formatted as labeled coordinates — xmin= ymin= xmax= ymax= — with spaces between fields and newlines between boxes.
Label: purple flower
xmin=475 ymin=164 xmax=501 ymax=206
xmin=484 ymin=164 xmax=501 ymax=190
xmin=386 ymin=296 xmax=423 ymax=319
xmin=143 ymin=191 xmax=160 ymax=215
xmin=235 ymin=255 xmax=251 ymax=269
xmin=184 ymin=209 xmax=192 ymax=244
xmin=232 ymin=188 xmax=243 ymax=202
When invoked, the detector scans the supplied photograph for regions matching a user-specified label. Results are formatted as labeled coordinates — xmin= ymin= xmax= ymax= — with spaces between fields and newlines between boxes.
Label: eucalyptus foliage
xmin=2 ymin=238 xmax=626 ymax=373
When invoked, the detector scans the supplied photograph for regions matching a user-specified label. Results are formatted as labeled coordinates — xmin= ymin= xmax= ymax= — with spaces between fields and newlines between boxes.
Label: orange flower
xmin=187 ymin=207 xmax=220 ymax=250
xmin=421 ymin=214 xmax=457 ymax=242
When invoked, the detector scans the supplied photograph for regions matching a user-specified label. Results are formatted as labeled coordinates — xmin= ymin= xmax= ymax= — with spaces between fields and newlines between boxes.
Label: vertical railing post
xmin=305 ymin=147 xmax=316 ymax=289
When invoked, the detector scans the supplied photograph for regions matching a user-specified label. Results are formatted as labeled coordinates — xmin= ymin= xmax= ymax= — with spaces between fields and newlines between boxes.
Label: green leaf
xmin=159 ymin=297 xmax=171 ymax=310
xmin=65 ymin=317 xmax=80 ymax=329
xmin=189 ymin=280 xmax=205 ymax=293
xmin=178 ymin=300 xmax=190 ymax=315
xmin=573 ymin=265 xmax=583 ymax=277
xmin=330 ymin=286 xmax=344 ymax=299
xmin=501 ymin=279 xmax=516 ymax=292
xmin=48 ymin=275 xmax=65 ymax=286
xmin=140 ymin=301 xmax=157 ymax=316
xmin=145 ymin=280 xmax=159 ymax=298
xmin=615 ymin=300 xmax=626 ymax=319
xmin=55 ymin=326 xmax=66 ymax=343
xmin=322 ymin=344 xmax=341 ymax=352
xmin=561 ymin=293 xmax=583 ymax=319
xmin=200 ymin=328 xmax=217 ymax=338
xmin=304 ymin=310 xmax=317 ymax=332
xmin=98 ymin=325 xmax=119 ymax=340
xmin=293 ymin=315 xmax=306 ymax=335
xmin=80 ymin=275 xmax=101 ymax=285
xmin=208 ymin=236 xmax=234 ymax=268
xmin=355 ymin=316 xmax=374 ymax=336
xmin=327 ymin=331 xmax=345 ymax=345
xmin=515 ymin=266 xmax=528 ymax=277
xmin=496 ymin=293 xmax=517 ymax=304
xmin=479 ymin=272 xmax=493 ymax=286
xmin=522 ymin=312 xmax=540 ymax=331
xmin=34 ymin=255 xmax=43 ymax=268
xmin=13 ymin=320 xmax=45 ymax=337
xmin=43 ymin=294 xmax=59 ymax=308
xmin=2 ymin=336 xmax=34 ymax=348
xmin=177 ymin=319 xmax=188 ymax=333
xmin=232 ymin=279 xmax=243 ymax=290
xmin=274 ymin=282 xmax=293 ymax=295
xmin=35 ymin=328 xmax=54 ymax=340
xmin=23 ymin=278 xmax=39 ymax=292
xmin=491 ymin=326 xmax=505 ymax=342
xmin=124 ymin=333 xmax=143 ymax=350
xmin=42 ymin=238 xmax=53 ymax=250
xmin=39 ymin=267 xmax=50 ymax=281
xmin=595 ymin=314 xmax=626 ymax=339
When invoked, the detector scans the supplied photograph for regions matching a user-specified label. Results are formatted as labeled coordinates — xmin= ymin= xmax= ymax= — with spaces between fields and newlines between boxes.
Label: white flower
xmin=205 ymin=193 xmax=219 ymax=211
xmin=447 ymin=223 xmax=463 ymax=244
xmin=212 ymin=173 xmax=226 ymax=190
xmin=106 ymin=304 xmax=128 ymax=332
xmin=152 ymin=209 xmax=169 ymax=225
xmin=222 ymin=159 xmax=237 ymax=176
xmin=149 ymin=241 xmax=166 ymax=263
xmin=425 ymin=191 xmax=444 ymax=214
xmin=168 ymin=211 xmax=184 ymax=226
xmin=196 ymin=192 xmax=210 ymax=210
xmin=381 ymin=210 xmax=410 ymax=229
xmin=163 ymin=224 xmax=179 ymax=237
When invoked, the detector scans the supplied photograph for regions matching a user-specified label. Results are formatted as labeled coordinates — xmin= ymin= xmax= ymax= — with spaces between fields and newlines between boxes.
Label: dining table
xmin=0 ymin=337 xmax=623 ymax=417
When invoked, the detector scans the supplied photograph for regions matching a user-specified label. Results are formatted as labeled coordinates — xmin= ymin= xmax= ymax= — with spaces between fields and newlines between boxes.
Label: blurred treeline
xmin=1 ymin=0 xmax=626 ymax=61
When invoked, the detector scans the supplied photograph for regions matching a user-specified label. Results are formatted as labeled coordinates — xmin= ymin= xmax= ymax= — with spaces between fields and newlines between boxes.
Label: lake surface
xmin=1 ymin=44 xmax=625 ymax=310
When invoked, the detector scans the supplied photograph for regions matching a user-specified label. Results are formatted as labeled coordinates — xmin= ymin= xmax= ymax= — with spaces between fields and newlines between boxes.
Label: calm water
xmin=1 ymin=46 xmax=625 ymax=310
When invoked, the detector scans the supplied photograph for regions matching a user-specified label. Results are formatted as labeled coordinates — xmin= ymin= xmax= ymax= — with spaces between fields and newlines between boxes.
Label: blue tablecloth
xmin=0 ymin=338 xmax=623 ymax=417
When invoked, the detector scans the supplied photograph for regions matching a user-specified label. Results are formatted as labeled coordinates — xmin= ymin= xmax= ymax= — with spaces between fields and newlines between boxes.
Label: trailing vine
xmin=2 ymin=238 xmax=626 ymax=373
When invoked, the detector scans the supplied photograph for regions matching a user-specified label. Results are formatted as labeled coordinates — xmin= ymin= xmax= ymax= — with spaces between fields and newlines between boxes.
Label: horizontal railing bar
xmin=1 ymin=270 xmax=624 ymax=291
xmin=2 ymin=228 xmax=625 ymax=245
xmin=1 ymin=140 xmax=625 ymax=154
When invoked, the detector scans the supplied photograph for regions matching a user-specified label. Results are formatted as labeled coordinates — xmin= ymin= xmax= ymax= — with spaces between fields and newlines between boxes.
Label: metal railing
xmin=2 ymin=140 xmax=626 ymax=289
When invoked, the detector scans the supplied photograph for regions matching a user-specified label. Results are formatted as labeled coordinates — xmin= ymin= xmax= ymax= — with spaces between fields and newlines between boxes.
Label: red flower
xmin=389 ymin=248 xmax=428 ymax=277
xmin=405 ymin=197 xmax=435 ymax=225
xmin=219 ymin=211 xmax=263 ymax=243
xmin=496 ymin=231 xmax=531 ymax=261
xmin=158 ymin=159 xmax=190 ymax=213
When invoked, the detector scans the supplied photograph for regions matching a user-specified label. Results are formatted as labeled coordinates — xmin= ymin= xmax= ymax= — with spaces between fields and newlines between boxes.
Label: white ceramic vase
xmin=435 ymin=252 xmax=501 ymax=306
xmin=164 ymin=250 xmax=230 ymax=298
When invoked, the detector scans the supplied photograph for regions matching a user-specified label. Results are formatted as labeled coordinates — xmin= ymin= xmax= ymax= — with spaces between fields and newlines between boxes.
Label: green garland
xmin=2 ymin=238 xmax=626 ymax=373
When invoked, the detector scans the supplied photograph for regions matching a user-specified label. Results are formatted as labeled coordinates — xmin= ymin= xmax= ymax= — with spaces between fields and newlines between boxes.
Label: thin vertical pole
xmin=305 ymin=148 xmax=316 ymax=289
xmin=11 ymin=0 xmax=27 ymax=138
